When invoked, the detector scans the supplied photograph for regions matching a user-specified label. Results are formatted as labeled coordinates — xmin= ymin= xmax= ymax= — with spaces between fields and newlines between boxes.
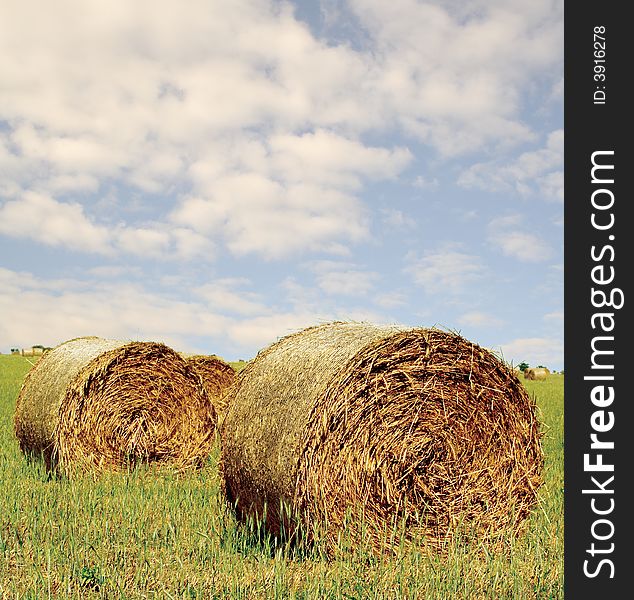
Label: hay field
xmin=14 ymin=338 xmax=216 ymax=477
xmin=0 ymin=353 xmax=563 ymax=598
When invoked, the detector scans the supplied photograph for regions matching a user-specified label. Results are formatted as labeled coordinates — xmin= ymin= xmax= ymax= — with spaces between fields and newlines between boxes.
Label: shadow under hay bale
xmin=185 ymin=355 xmax=236 ymax=417
xmin=220 ymin=322 xmax=543 ymax=555
xmin=14 ymin=337 xmax=217 ymax=477
xmin=524 ymin=367 xmax=550 ymax=381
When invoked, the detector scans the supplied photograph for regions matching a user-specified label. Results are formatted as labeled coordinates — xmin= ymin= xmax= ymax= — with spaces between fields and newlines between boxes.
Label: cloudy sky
xmin=0 ymin=0 xmax=563 ymax=369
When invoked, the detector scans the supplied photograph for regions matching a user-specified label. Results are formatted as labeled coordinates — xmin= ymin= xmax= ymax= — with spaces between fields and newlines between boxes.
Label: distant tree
xmin=518 ymin=361 xmax=529 ymax=372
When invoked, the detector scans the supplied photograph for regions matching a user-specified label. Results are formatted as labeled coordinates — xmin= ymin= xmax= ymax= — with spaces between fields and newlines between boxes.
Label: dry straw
xmin=185 ymin=355 xmax=236 ymax=416
xmin=221 ymin=322 xmax=543 ymax=554
xmin=524 ymin=367 xmax=550 ymax=381
xmin=14 ymin=337 xmax=216 ymax=477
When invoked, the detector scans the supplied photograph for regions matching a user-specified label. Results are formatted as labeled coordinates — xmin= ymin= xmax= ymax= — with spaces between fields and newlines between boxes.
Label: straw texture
xmin=185 ymin=355 xmax=236 ymax=416
xmin=14 ymin=337 xmax=216 ymax=476
xmin=221 ymin=322 xmax=543 ymax=554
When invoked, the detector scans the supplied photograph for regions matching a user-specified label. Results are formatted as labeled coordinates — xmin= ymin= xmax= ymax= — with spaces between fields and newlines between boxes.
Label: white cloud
xmin=487 ymin=215 xmax=553 ymax=262
xmin=172 ymin=176 xmax=369 ymax=259
xmin=380 ymin=208 xmax=416 ymax=229
xmin=0 ymin=192 xmax=214 ymax=261
xmin=194 ymin=279 xmax=269 ymax=316
xmin=268 ymin=130 xmax=412 ymax=189
xmin=492 ymin=231 xmax=552 ymax=262
xmin=225 ymin=313 xmax=321 ymax=351
xmin=305 ymin=260 xmax=379 ymax=297
xmin=317 ymin=270 xmax=378 ymax=297
xmin=0 ymin=1 xmax=391 ymax=261
xmin=11 ymin=125 xmax=125 ymax=175
xmin=169 ymin=196 xmax=227 ymax=234
xmin=344 ymin=0 xmax=562 ymax=155
xmin=458 ymin=129 xmax=564 ymax=201
xmin=47 ymin=173 xmax=101 ymax=194
xmin=412 ymin=175 xmax=439 ymax=189
xmin=539 ymin=171 xmax=564 ymax=202
xmin=543 ymin=310 xmax=564 ymax=323
xmin=0 ymin=267 xmax=265 ymax=355
xmin=457 ymin=311 xmax=504 ymax=328
xmin=496 ymin=336 xmax=564 ymax=370
xmin=87 ymin=265 xmax=143 ymax=279
xmin=1 ymin=0 xmax=562 ymax=261
xmin=115 ymin=227 xmax=171 ymax=257
xmin=171 ymin=130 xmax=411 ymax=257
xmin=374 ymin=291 xmax=407 ymax=309
xmin=405 ymin=248 xmax=484 ymax=294
xmin=0 ymin=267 xmax=390 ymax=358
xmin=317 ymin=270 xmax=377 ymax=296
xmin=0 ymin=1 xmax=563 ymax=370
xmin=0 ymin=192 xmax=112 ymax=254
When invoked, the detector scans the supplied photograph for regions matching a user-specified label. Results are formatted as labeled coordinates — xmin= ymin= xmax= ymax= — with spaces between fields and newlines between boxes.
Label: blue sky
xmin=0 ymin=0 xmax=563 ymax=369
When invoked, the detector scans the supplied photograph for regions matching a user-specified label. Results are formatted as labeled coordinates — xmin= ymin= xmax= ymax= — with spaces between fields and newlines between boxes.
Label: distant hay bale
xmin=220 ymin=322 xmax=543 ymax=554
xmin=185 ymin=355 xmax=236 ymax=415
xmin=14 ymin=337 xmax=216 ymax=476
xmin=524 ymin=367 xmax=550 ymax=381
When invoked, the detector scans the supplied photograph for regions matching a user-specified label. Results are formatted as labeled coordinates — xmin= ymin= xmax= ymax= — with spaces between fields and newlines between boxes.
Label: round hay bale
xmin=14 ymin=337 xmax=216 ymax=476
xmin=524 ymin=367 xmax=550 ymax=381
xmin=221 ymin=322 xmax=543 ymax=554
xmin=185 ymin=355 xmax=236 ymax=416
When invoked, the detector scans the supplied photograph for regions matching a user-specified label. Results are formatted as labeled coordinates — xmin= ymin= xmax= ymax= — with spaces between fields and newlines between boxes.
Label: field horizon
xmin=0 ymin=353 xmax=563 ymax=598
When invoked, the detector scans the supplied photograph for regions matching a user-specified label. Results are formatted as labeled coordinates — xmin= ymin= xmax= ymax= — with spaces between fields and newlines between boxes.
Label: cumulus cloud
xmin=307 ymin=261 xmax=380 ymax=297
xmin=492 ymin=231 xmax=552 ymax=262
xmin=194 ymin=278 xmax=269 ymax=316
xmin=171 ymin=177 xmax=369 ymax=259
xmin=458 ymin=129 xmax=564 ymax=201
xmin=374 ymin=291 xmax=408 ymax=309
xmin=0 ymin=0 xmax=562 ymax=261
xmin=115 ymin=227 xmax=171 ymax=257
xmin=343 ymin=0 xmax=562 ymax=155
xmin=268 ymin=130 xmax=412 ymax=189
xmin=487 ymin=215 xmax=553 ymax=262
xmin=0 ymin=266 xmax=281 ymax=355
xmin=412 ymin=175 xmax=439 ymax=189
xmin=0 ymin=1 xmax=563 ymax=374
xmin=457 ymin=311 xmax=504 ymax=328
xmin=0 ymin=192 xmax=214 ymax=260
xmin=380 ymin=208 xmax=416 ymax=229
xmin=404 ymin=248 xmax=484 ymax=294
xmin=0 ymin=192 xmax=112 ymax=254
xmin=0 ymin=266 xmax=389 ymax=358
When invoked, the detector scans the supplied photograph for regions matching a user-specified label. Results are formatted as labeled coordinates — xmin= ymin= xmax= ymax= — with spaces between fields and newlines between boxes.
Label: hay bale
xmin=185 ymin=355 xmax=236 ymax=415
xmin=14 ymin=336 xmax=216 ymax=476
xmin=524 ymin=367 xmax=550 ymax=381
xmin=221 ymin=322 xmax=543 ymax=554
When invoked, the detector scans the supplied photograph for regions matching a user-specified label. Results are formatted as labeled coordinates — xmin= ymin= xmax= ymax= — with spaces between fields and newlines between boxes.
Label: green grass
xmin=0 ymin=354 xmax=563 ymax=598
xmin=229 ymin=360 xmax=248 ymax=373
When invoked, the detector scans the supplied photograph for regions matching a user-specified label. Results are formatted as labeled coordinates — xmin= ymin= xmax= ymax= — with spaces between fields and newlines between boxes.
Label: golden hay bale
xmin=14 ymin=336 xmax=216 ymax=476
xmin=185 ymin=355 xmax=236 ymax=415
xmin=524 ymin=367 xmax=550 ymax=381
xmin=221 ymin=322 xmax=543 ymax=554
